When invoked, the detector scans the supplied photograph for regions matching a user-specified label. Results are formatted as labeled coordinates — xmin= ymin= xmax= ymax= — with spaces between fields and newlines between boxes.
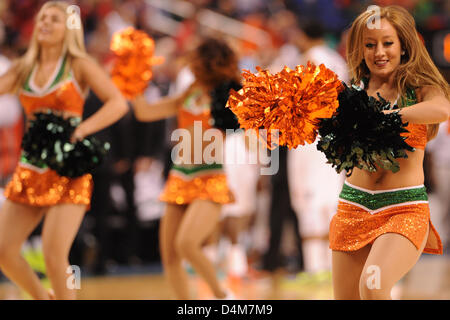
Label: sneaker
xmin=227 ymin=245 xmax=248 ymax=277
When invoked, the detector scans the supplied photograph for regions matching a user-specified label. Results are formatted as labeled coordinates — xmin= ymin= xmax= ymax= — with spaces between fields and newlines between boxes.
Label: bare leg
xmin=175 ymin=199 xmax=226 ymax=298
xmin=359 ymin=226 xmax=429 ymax=300
xmin=203 ymin=223 xmax=221 ymax=247
xmin=222 ymin=216 xmax=243 ymax=245
xmin=41 ymin=204 xmax=86 ymax=300
xmin=159 ymin=203 xmax=190 ymax=299
xmin=0 ymin=200 xmax=48 ymax=299
xmin=331 ymin=244 xmax=371 ymax=300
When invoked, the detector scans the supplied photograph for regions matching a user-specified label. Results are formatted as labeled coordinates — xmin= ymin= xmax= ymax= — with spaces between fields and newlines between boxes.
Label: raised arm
xmin=397 ymin=86 xmax=450 ymax=124
xmin=71 ymin=56 xmax=128 ymax=141
xmin=131 ymin=91 xmax=184 ymax=122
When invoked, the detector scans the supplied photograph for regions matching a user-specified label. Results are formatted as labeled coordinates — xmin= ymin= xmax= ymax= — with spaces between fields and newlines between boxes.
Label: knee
xmin=160 ymin=243 xmax=182 ymax=267
xmin=162 ymin=253 xmax=181 ymax=267
xmin=174 ymin=235 xmax=197 ymax=259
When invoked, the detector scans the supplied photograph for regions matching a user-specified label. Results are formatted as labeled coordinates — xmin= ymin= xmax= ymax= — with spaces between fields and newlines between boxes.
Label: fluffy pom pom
xmin=227 ymin=62 xmax=343 ymax=149
xmin=21 ymin=111 xmax=110 ymax=178
xmin=21 ymin=111 xmax=76 ymax=168
xmin=210 ymin=80 xmax=242 ymax=131
xmin=316 ymin=83 xmax=415 ymax=176
xmin=110 ymin=27 xmax=164 ymax=99
xmin=49 ymin=138 xmax=110 ymax=178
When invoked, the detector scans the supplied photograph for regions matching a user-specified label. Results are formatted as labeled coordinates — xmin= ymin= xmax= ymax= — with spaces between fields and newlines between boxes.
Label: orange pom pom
xmin=110 ymin=27 xmax=164 ymax=99
xmin=227 ymin=62 xmax=343 ymax=149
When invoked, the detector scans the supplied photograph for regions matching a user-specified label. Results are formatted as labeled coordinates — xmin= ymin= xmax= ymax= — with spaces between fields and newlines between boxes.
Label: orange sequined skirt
xmin=329 ymin=182 xmax=443 ymax=255
xmin=4 ymin=160 xmax=92 ymax=208
xmin=159 ymin=164 xmax=234 ymax=205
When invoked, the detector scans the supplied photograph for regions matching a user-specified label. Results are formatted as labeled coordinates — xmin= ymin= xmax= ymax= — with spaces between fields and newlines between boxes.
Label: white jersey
xmin=288 ymin=43 xmax=348 ymax=237
xmin=427 ymin=121 xmax=450 ymax=169
xmin=302 ymin=44 xmax=349 ymax=84
xmin=222 ymin=131 xmax=260 ymax=217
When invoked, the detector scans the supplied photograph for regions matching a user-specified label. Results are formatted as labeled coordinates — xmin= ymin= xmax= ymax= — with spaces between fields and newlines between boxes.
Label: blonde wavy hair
xmin=346 ymin=5 xmax=449 ymax=140
xmin=12 ymin=1 xmax=87 ymax=92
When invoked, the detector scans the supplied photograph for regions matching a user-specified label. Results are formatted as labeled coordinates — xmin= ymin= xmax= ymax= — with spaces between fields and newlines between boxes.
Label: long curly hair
xmin=188 ymin=37 xmax=241 ymax=89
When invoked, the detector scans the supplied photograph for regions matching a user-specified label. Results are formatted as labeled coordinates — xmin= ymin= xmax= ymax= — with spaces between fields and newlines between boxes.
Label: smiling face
xmin=35 ymin=6 xmax=66 ymax=46
xmin=362 ymin=18 xmax=403 ymax=81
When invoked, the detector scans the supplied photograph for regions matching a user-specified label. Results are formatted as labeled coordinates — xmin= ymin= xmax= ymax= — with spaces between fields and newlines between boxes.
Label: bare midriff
xmin=346 ymin=148 xmax=424 ymax=190
xmin=173 ymin=123 xmax=225 ymax=167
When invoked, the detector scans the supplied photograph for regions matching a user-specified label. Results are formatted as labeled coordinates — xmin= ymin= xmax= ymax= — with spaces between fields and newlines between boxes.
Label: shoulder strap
xmin=22 ymin=71 xmax=33 ymax=92
xmin=355 ymin=77 xmax=417 ymax=107
xmin=49 ymin=55 xmax=68 ymax=89
xmin=401 ymin=87 xmax=417 ymax=107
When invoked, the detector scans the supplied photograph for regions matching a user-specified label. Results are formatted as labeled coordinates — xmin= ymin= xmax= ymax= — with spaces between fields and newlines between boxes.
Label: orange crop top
xmin=178 ymin=90 xmax=213 ymax=130
xmin=398 ymin=88 xmax=427 ymax=150
xmin=19 ymin=55 xmax=85 ymax=118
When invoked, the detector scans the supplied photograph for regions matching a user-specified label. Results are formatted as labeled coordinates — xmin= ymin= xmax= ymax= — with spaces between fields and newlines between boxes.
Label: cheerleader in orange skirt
xmin=132 ymin=38 xmax=238 ymax=299
xmin=0 ymin=2 xmax=127 ymax=299
xmin=330 ymin=5 xmax=449 ymax=300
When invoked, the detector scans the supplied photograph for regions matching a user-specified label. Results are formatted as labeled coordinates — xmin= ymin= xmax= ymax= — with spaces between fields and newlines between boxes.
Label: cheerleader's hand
xmin=70 ymin=124 xmax=87 ymax=143
xmin=382 ymin=109 xmax=400 ymax=115
xmin=130 ymin=94 xmax=146 ymax=107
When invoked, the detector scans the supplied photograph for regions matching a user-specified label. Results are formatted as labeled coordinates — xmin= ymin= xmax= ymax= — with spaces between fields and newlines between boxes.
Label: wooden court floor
xmin=0 ymin=255 xmax=449 ymax=300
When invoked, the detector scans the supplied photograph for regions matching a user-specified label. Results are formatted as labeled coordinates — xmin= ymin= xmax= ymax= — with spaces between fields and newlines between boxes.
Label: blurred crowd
xmin=0 ymin=0 xmax=449 ymax=279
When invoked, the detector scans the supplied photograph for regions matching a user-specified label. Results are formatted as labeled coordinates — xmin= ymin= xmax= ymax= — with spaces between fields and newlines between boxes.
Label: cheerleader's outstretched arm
xmin=391 ymin=86 xmax=450 ymax=124
xmin=130 ymin=90 xmax=187 ymax=122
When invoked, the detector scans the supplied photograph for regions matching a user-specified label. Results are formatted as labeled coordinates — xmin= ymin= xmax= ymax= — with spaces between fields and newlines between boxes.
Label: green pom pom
xmin=22 ymin=111 xmax=110 ymax=178
xmin=317 ymin=83 xmax=414 ymax=176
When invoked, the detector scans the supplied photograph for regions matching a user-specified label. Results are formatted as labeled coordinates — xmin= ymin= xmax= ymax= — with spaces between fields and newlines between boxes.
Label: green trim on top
xmin=49 ymin=55 xmax=67 ymax=89
xmin=183 ymin=89 xmax=211 ymax=112
xmin=23 ymin=72 xmax=33 ymax=92
xmin=359 ymin=77 xmax=417 ymax=107
xmin=22 ymin=55 xmax=68 ymax=93
xmin=339 ymin=183 xmax=428 ymax=211
xmin=172 ymin=163 xmax=223 ymax=175
xmin=400 ymin=87 xmax=417 ymax=107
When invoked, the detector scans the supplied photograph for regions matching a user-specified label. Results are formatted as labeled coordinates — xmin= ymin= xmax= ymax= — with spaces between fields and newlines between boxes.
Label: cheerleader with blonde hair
xmin=0 ymin=1 xmax=128 ymax=299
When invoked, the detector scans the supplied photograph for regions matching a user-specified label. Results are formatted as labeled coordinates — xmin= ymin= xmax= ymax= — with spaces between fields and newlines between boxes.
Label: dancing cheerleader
xmin=227 ymin=5 xmax=449 ymax=301
xmin=329 ymin=5 xmax=449 ymax=300
xmin=132 ymin=37 xmax=239 ymax=299
xmin=0 ymin=1 xmax=128 ymax=299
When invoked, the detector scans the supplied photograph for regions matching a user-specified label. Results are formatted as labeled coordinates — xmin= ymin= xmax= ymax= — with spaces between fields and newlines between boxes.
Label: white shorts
xmin=287 ymin=140 xmax=343 ymax=236
xmin=222 ymin=132 xmax=260 ymax=218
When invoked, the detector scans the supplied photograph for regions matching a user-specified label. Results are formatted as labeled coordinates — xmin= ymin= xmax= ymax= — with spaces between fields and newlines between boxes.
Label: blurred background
xmin=0 ymin=0 xmax=449 ymax=300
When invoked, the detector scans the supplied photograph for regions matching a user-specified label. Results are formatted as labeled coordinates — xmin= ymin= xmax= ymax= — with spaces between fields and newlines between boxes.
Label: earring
xmin=401 ymin=50 xmax=405 ymax=55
